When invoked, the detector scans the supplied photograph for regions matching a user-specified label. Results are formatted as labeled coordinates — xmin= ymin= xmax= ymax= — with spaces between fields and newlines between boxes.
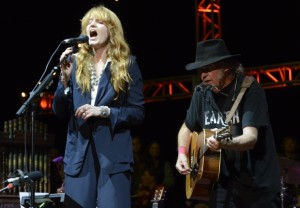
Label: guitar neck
xmin=199 ymin=144 xmax=208 ymax=159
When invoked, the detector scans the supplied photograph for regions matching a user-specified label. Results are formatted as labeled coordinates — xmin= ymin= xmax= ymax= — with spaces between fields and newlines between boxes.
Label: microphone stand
xmin=16 ymin=66 xmax=60 ymax=208
xmin=15 ymin=39 xmax=74 ymax=207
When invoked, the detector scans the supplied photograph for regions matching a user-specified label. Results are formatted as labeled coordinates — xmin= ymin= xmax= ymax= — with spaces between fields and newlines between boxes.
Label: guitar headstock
xmin=151 ymin=185 xmax=166 ymax=208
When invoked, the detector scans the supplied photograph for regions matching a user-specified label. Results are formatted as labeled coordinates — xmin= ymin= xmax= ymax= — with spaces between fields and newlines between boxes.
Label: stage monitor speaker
xmin=19 ymin=192 xmax=65 ymax=208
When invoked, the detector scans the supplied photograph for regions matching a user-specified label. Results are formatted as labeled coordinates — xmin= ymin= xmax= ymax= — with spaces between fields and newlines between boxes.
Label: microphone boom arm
xmin=16 ymin=66 xmax=60 ymax=116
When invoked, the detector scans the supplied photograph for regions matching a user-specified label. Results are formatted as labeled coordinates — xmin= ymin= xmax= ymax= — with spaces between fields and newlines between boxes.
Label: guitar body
xmin=186 ymin=129 xmax=224 ymax=200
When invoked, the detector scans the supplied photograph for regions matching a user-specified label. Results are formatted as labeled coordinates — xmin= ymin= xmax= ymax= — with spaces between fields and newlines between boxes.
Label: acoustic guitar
xmin=186 ymin=127 xmax=231 ymax=201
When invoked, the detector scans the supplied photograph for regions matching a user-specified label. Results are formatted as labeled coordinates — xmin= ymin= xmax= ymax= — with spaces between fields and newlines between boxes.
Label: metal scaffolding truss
xmin=196 ymin=0 xmax=222 ymax=41
xmin=142 ymin=1 xmax=300 ymax=103
xmin=143 ymin=61 xmax=300 ymax=103
xmin=246 ymin=62 xmax=300 ymax=89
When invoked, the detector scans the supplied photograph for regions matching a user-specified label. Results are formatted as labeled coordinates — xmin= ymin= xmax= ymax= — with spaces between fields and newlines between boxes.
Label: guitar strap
xmin=224 ymin=76 xmax=255 ymax=124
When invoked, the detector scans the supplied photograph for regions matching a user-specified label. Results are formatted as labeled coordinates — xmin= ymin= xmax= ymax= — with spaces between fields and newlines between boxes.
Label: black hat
xmin=185 ymin=39 xmax=240 ymax=71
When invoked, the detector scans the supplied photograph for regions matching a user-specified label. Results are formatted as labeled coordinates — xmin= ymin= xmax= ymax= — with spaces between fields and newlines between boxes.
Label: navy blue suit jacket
xmin=52 ymin=56 xmax=145 ymax=177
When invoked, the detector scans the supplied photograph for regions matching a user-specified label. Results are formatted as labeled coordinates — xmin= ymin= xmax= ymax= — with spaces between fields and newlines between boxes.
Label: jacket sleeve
xmin=109 ymin=57 xmax=145 ymax=130
xmin=52 ymin=69 xmax=74 ymax=120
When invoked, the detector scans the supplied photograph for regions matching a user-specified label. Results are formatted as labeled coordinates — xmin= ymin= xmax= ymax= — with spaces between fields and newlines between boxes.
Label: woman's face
xmin=86 ymin=17 xmax=109 ymax=49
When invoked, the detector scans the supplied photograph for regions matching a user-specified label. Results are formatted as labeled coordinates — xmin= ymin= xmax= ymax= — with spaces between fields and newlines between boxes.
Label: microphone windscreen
xmin=28 ymin=171 xmax=43 ymax=180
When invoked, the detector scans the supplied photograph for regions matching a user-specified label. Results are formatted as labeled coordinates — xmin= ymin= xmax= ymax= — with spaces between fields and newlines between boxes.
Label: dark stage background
xmin=0 ymin=0 xmax=300 ymax=171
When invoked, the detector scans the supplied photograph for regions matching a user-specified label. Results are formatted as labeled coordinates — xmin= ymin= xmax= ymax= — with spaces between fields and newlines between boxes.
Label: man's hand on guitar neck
xmin=207 ymin=126 xmax=258 ymax=151
xmin=206 ymin=136 xmax=222 ymax=151
xmin=206 ymin=127 xmax=232 ymax=151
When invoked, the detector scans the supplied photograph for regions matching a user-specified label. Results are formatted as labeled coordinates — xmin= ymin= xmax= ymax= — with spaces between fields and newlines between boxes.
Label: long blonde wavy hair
xmin=75 ymin=5 xmax=131 ymax=99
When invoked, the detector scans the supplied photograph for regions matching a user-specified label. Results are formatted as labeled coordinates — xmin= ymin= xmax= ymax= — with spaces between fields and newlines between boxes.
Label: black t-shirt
xmin=185 ymin=74 xmax=281 ymax=193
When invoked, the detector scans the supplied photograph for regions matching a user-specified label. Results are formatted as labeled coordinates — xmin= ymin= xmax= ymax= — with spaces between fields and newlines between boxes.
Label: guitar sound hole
xmin=191 ymin=164 xmax=198 ymax=176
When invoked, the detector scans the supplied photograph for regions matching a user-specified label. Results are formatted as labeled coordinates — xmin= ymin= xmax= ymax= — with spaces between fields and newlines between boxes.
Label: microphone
xmin=3 ymin=171 xmax=42 ymax=184
xmin=0 ymin=183 xmax=14 ymax=193
xmin=62 ymin=35 xmax=89 ymax=45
